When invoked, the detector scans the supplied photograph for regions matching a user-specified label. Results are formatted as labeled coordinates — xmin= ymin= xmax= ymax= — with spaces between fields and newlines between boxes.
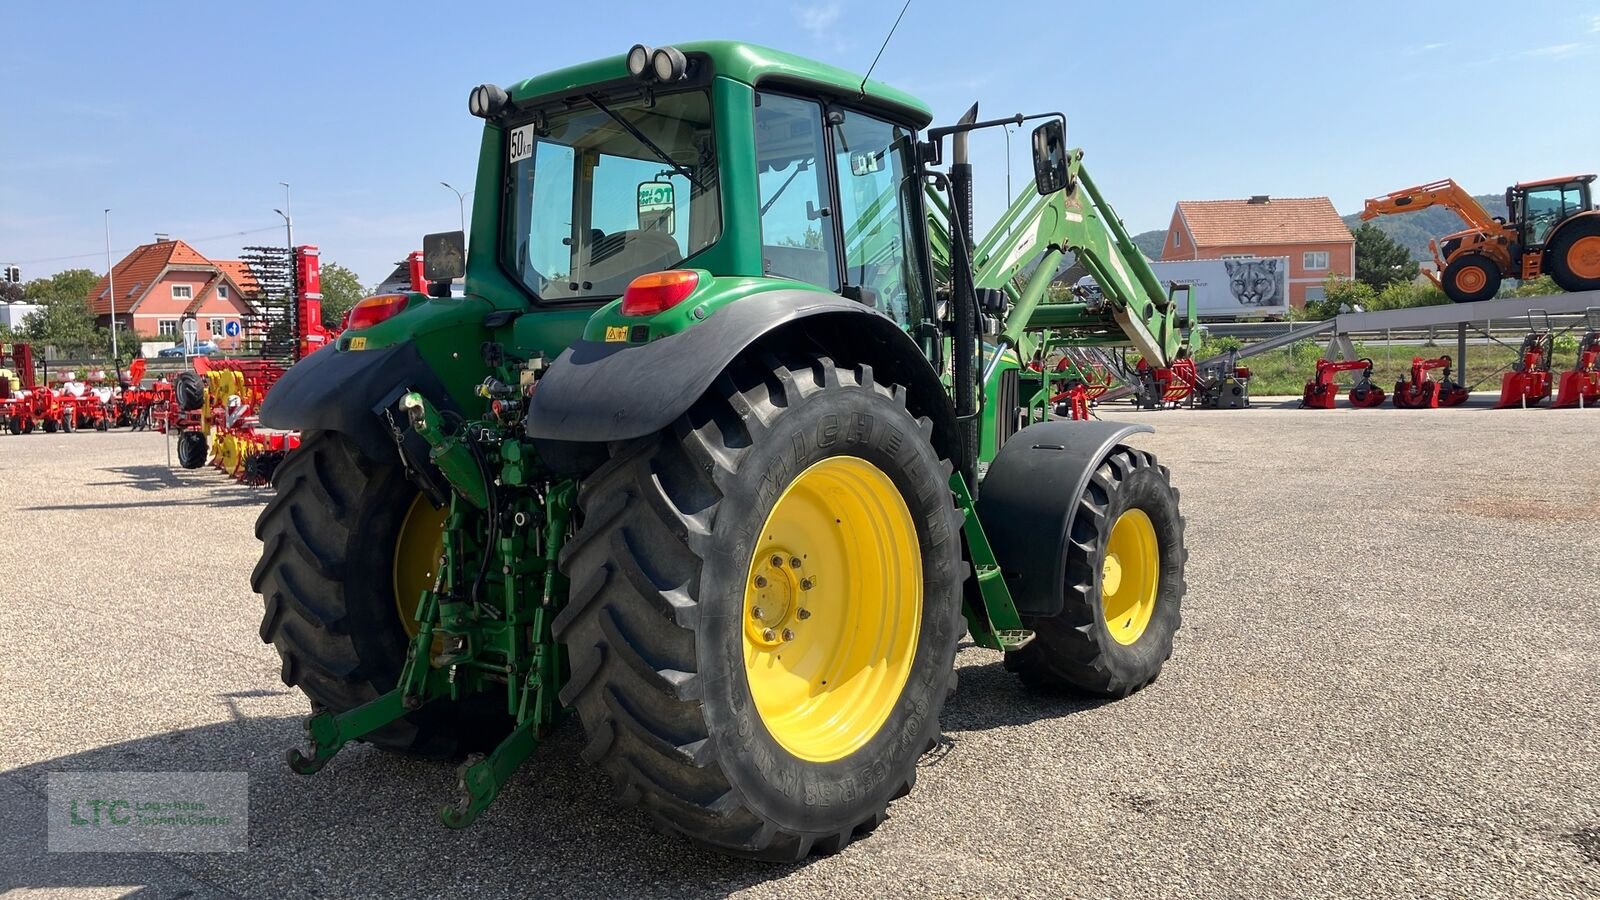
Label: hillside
xmin=1340 ymin=193 xmax=1505 ymax=261
xmin=1131 ymin=229 xmax=1167 ymax=259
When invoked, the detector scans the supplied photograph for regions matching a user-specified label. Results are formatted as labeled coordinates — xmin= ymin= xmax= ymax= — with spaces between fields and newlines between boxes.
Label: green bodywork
xmin=288 ymin=40 xmax=1189 ymax=823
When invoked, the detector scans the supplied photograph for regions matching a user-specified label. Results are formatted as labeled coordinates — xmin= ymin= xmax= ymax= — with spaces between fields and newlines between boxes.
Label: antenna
xmin=858 ymin=0 xmax=913 ymax=99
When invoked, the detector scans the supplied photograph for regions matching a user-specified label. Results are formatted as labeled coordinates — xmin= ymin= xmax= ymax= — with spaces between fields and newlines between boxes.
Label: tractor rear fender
xmin=975 ymin=420 xmax=1155 ymax=617
xmin=257 ymin=341 xmax=457 ymax=500
xmin=1545 ymin=210 xmax=1600 ymax=252
xmin=524 ymin=290 xmax=961 ymax=466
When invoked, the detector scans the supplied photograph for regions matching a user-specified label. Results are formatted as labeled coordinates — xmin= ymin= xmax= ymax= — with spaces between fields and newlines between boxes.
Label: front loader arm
xmin=966 ymin=150 xmax=1188 ymax=367
xmin=1361 ymin=178 xmax=1502 ymax=234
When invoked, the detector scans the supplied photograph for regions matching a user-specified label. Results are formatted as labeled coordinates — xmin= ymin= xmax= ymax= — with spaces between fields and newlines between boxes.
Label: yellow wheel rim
xmin=1102 ymin=508 xmax=1159 ymax=645
xmin=742 ymin=456 xmax=921 ymax=763
xmin=394 ymin=494 xmax=448 ymax=638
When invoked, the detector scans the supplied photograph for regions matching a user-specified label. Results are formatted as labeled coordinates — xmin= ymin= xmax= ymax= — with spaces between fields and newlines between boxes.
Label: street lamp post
xmin=103 ymin=209 xmax=118 ymax=368
xmin=440 ymin=181 xmax=474 ymax=235
xmin=275 ymin=182 xmax=296 ymax=353
xmin=276 ymin=182 xmax=294 ymax=252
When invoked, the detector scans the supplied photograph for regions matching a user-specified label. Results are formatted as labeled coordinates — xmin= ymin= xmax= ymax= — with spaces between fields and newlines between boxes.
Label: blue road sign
xmin=224 ymin=320 xmax=241 ymax=337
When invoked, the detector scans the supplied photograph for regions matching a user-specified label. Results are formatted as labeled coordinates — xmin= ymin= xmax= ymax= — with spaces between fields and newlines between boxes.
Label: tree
xmin=22 ymin=295 xmax=102 ymax=356
xmin=1352 ymin=223 xmax=1415 ymax=291
xmin=23 ymin=268 xmax=102 ymax=305
xmin=318 ymin=262 xmax=366 ymax=324
xmin=0 ymin=281 xmax=24 ymax=304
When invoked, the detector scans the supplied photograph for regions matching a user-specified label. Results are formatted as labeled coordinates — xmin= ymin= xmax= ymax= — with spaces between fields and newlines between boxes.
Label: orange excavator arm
xmin=1360 ymin=178 xmax=1502 ymax=233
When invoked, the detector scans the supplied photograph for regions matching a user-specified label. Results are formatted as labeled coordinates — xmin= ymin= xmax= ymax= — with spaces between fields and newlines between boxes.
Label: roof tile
xmin=1176 ymin=197 xmax=1352 ymax=247
xmin=86 ymin=240 xmax=262 ymax=315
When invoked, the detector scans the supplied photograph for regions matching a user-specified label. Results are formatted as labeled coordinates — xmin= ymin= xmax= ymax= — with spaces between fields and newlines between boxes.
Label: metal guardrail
xmin=1093 ymin=288 xmax=1600 ymax=405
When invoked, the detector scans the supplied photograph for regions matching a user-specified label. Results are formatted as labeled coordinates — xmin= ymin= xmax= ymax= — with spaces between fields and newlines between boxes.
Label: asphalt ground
xmin=1 ymin=399 xmax=1596 ymax=899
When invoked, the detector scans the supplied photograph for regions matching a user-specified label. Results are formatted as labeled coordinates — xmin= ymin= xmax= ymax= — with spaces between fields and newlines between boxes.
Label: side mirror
xmin=1031 ymin=120 xmax=1070 ymax=196
xmin=422 ymin=230 xmax=467 ymax=282
xmin=637 ymin=181 xmax=677 ymax=234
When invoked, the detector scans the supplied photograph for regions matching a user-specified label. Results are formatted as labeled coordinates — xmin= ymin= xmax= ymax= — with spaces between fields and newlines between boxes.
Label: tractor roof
xmin=505 ymin=40 xmax=933 ymax=129
xmin=1515 ymin=174 xmax=1597 ymax=190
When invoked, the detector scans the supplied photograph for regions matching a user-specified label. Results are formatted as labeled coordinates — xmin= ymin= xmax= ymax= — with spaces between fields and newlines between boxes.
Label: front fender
xmin=525 ymin=291 xmax=956 ymax=457
xmin=975 ymin=420 xmax=1154 ymax=617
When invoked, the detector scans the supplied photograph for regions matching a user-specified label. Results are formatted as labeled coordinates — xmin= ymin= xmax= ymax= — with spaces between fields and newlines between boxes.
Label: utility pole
xmin=104 ymin=209 xmax=118 ymax=367
xmin=276 ymin=182 xmax=294 ymax=253
xmin=274 ymin=182 xmax=297 ymax=352
xmin=440 ymin=181 xmax=473 ymax=237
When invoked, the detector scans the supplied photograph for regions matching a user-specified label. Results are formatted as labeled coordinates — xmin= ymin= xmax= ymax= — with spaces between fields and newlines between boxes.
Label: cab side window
xmin=830 ymin=109 xmax=925 ymax=330
xmin=753 ymin=93 xmax=838 ymax=291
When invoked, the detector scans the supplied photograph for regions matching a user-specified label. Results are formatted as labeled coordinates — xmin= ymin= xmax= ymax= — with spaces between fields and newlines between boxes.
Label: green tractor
xmin=253 ymin=40 xmax=1190 ymax=860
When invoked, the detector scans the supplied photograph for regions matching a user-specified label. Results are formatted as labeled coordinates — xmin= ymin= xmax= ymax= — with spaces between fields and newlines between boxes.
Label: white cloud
xmin=794 ymin=2 xmax=843 ymax=44
xmin=1588 ymin=13 xmax=1600 ymax=32
xmin=1519 ymin=42 xmax=1582 ymax=58
xmin=1405 ymin=41 xmax=1449 ymax=55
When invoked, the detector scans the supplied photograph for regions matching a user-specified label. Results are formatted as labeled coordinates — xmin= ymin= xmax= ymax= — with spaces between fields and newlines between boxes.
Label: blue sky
xmin=3 ymin=0 xmax=1598 ymax=287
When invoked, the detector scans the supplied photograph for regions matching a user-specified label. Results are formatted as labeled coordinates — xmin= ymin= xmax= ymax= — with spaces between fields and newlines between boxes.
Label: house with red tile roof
xmin=1160 ymin=196 xmax=1354 ymax=308
xmin=87 ymin=238 xmax=259 ymax=345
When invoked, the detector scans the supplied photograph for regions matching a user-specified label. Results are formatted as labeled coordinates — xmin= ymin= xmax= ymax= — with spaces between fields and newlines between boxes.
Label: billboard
xmin=1147 ymin=257 xmax=1290 ymax=318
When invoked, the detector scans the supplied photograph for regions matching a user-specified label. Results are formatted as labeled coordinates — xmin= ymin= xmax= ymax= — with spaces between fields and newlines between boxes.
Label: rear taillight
xmin=620 ymin=270 xmax=699 ymax=317
xmin=346 ymin=294 xmax=409 ymax=331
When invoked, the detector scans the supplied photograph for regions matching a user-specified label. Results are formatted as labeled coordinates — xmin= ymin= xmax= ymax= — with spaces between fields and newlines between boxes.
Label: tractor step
xmin=994 ymin=629 xmax=1036 ymax=651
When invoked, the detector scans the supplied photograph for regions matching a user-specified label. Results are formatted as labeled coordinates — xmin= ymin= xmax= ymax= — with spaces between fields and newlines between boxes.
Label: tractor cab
xmin=1509 ymin=175 xmax=1595 ymax=257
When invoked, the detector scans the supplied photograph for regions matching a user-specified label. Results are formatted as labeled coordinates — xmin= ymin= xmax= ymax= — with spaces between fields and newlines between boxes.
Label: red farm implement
xmin=156 ymin=245 xmax=334 ymax=483
xmin=1024 ymin=355 xmax=1093 ymax=420
xmin=1553 ymin=308 xmax=1600 ymax=409
xmin=1 ymin=342 xmax=38 ymax=433
xmin=1394 ymin=356 xmax=1470 ymax=409
xmin=1300 ymin=357 xmax=1386 ymax=409
xmin=57 ymin=369 xmax=117 ymax=431
xmin=1493 ymin=333 xmax=1554 ymax=409
xmin=1133 ymin=356 xmax=1199 ymax=409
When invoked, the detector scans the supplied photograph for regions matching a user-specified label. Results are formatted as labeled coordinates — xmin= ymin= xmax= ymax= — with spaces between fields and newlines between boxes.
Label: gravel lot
xmin=2 ymin=400 xmax=1597 ymax=899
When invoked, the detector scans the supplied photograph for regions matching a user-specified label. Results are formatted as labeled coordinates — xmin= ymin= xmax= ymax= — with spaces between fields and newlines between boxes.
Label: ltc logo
xmin=69 ymin=799 xmax=133 ymax=826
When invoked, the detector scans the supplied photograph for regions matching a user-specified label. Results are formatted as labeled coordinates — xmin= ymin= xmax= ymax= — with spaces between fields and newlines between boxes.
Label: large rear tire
xmin=1441 ymin=253 xmax=1501 ymax=303
xmin=1545 ymin=218 xmax=1600 ymax=293
xmin=556 ymin=354 xmax=964 ymax=860
xmin=1004 ymin=447 xmax=1185 ymax=696
xmin=251 ymin=431 xmax=509 ymax=757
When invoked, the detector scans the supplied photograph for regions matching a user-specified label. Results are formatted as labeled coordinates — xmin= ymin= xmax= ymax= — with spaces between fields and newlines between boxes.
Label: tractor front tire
xmin=556 ymin=354 xmax=965 ymax=860
xmin=251 ymin=431 xmax=508 ymax=758
xmin=1442 ymin=254 xmax=1501 ymax=303
xmin=1004 ymin=447 xmax=1185 ymax=697
xmin=1546 ymin=218 xmax=1600 ymax=293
